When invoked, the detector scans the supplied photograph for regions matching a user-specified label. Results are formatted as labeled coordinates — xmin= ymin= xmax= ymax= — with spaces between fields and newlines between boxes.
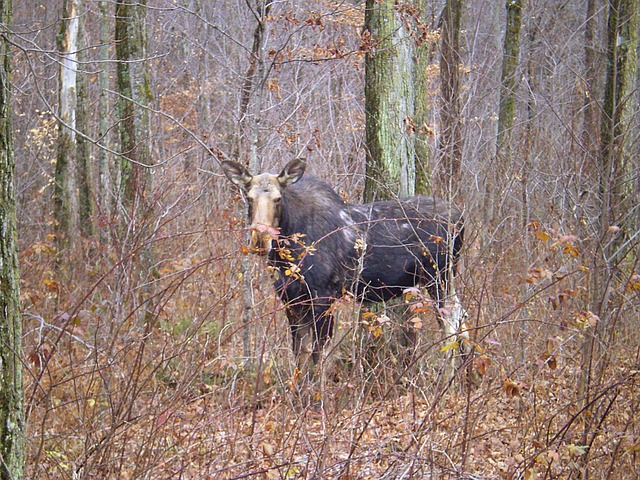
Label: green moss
xmin=364 ymin=0 xmax=416 ymax=202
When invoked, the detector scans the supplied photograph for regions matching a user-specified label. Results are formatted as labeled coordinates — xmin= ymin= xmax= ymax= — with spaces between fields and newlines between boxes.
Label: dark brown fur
xmin=222 ymin=159 xmax=465 ymax=374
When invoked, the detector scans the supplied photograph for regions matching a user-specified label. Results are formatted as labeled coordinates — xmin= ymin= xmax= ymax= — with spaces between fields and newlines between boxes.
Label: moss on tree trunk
xmin=115 ymin=0 xmax=152 ymax=208
xmin=439 ymin=0 xmax=463 ymax=190
xmin=599 ymin=0 xmax=638 ymax=251
xmin=364 ymin=0 xmax=416 ymax=202
xmin=496 ymin=0 xmax=522 ymax=154
xmin=413 ymin=0 xmax=434 ymax=196
xmin=0 ymin=0 xmax=25 ymax=475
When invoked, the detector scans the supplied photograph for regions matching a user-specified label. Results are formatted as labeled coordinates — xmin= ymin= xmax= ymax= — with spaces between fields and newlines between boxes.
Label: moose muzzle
xmin=249 ymin=223 xmax=280 ymax=255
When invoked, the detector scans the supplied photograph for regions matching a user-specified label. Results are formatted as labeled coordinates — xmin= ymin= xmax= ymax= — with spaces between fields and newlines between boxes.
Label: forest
xmin=0 ymin=0 xmax=639 ymax=478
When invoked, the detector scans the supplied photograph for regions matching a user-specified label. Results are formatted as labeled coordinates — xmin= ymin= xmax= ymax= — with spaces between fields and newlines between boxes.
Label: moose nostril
xmin=251 ymin=223 xmax=280 ymax=240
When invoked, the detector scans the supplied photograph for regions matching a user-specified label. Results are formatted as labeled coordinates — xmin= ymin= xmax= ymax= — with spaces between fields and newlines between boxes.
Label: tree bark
xmin=115 ymin=0 xmax=152 ymax=211
xmin=364 ymin=0 xmax=416 ymax=202
xmin=115 ymin=0 xmax=155 ymax=326
xmin=581 ymin=0 xmax=638 ymax=451
xmin=363 ymin=0 xmax=426 ymax=375
xmin=582 ymin=0 xmax=603 ymax=162
xmin=98 ymin=0 xmax=112 ymax=231
xmin=54 ymin=0 xmax=80 ymax=251
xmin=76 ymin=0 xmax=93 ymax=238
xmin=236 ymin=0 xmax=271 ymax=364
xmin=413 ymin=0 xmax=435 ymax=196
xmin=0 ymin=0 xmax=25 ymax=475
xmin=598 ymin=0 xmax=638 ymax=262
xmin=439 ymin=0 xmax=463 ymax=190
xmin=496 ymin=0 xmax=522 ymax=155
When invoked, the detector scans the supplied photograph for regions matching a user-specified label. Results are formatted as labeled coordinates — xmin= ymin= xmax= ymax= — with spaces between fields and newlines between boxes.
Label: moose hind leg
xmin=438 ymin=288 xmax=467 ymax=344
xmin=311 ymin=310 xmax=335 ymax=409
xmin=442 ymin=289 xmax=480 ymax=386
xmin=312 ymin=309 xmax=334 ymax=364
xmin=291 ymin=324 xmax=313 ymax=375
xmin=426 ymin=282 xmax=461 ymax=384
xmin=288 ymin=308 xmax=314 ymax=379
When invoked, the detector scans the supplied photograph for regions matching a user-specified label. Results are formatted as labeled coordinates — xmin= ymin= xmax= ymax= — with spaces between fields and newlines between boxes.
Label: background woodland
xmin=5 ymin=0 xmax=640 ymax=478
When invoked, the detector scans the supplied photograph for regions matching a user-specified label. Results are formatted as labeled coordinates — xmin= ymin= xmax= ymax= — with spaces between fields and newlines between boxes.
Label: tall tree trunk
xmin=115 ymin=0 xmax=152 ymax=211
xmin=597 ymin=0 xmax=638 ymax=262
xmin=238 ymin=0 xmax=271 ymax=364
xmin=582 ymin=0 xmax=603 ymax=163
xmin=439 ymin=0 xmax=463 ymax=192
xmin=54 ymin=0 xmax=80 ymax=253
xmin=362 ymin=0 xmax=422 ymax=377
xmin=115 ymin=0 xmax=155 ymax=323
xmin=581 ymin=0 xmax=638 ymax=457
xmin=578 ymin=0 xmax=606 ymax=416
xmin=194 ymin=0 xmax=211 ymax=151
xmin=496 ymin=0 xmax=523 ymax=155
xmin=521 ymin=21 xmax=538 ymax=231
xmin=0 ymin=0 xmax=25 ymax=475
xmin=76 ymin=0 xmax=93 ymax=238
xmin=97 ymin=0 xmax=111 ymax=238
xmin=364 ymin=0 xmax=415 ymax=202
xmin=414 ymin=0 xmax=435 ymax=196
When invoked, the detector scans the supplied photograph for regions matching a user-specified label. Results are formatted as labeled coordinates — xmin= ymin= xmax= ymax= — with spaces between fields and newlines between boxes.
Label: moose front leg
xmin=287 ymin=308 xmax=314 ymax=378
xmin=311 ymin=306 xmax=334 ymax=364
xmin=311 ymin=308 xmax=335 ymax=406
xmin=287 ymin=303 xmax=335 ymax=409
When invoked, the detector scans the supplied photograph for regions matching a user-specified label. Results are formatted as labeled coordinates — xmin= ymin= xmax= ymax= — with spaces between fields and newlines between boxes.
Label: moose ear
xmin=221 ymin=161 xmax=252 ymax=190
xmin=278 ymin=158 xmax=306 ymax=187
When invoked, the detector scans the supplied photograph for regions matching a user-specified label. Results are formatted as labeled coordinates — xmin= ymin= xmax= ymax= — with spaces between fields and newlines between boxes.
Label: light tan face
xmin=221 ymin=159 xmax=307 ymax=255
xmin=244 ymin=173 xmax=285 ymax=254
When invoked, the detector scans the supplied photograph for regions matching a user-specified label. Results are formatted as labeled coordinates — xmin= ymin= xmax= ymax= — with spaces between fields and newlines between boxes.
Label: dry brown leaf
xmin=503 ymin=379 xmax=520 ymax=398
xmin=474 ymin=356 xmax=492 ymax=376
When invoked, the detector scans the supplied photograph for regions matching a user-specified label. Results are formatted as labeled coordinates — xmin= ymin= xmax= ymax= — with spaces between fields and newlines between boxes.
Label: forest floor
xmin=20 ymin=221 xmax=640 ymax=479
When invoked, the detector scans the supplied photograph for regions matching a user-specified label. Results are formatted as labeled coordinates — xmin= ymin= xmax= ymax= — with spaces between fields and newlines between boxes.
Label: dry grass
xmin=21 ymin=188 xmax=640 ymax=478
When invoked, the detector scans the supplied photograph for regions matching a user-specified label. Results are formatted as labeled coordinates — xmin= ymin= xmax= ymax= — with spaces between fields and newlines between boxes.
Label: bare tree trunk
xmin=363 ymin=0 xmax=415 ymax=202
xmin=98 ymin=0 xmax=112 ymax=234
xmin=582 ymin=0 xmax=603 ymax=163
xmin=54 ymin=0 xmax=80 ymax=253
xmin=76 ymin=0 xmax=93 ymax=238
xmin=115 ymin=0 xmax=152 ymax=211
xmin=597 ymin=0 xmax=638 ymax=261
xmin=115 ymin=0 xmax=155 ymax=324
xmin=235 ymin=0 xmax=271 ymax=364
xmin=0 ymin=1 xmax=25 ymax=475
xmin=581 ymin=0 xmax=638 ymax=461
xmin=484 ymin=0 xmax=522 ymax=241
xmin=590 ymin=0 xmax=638 ymax=322
xmin=496 ymin=0 xmax=522 ymax=155
xmin=578 ymin=0 xmax=606 ymax=421
xmin=414 ymin=0 xmax=435 ymax=196
xmin=194 ymin=0 xmax=211 ymax=150
xmin=439 ymin=0 xmax=463 ymax=192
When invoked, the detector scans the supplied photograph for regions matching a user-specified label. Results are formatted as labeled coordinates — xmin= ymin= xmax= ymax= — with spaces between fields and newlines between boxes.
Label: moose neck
xmin=277 ymin=177 xmax=349 ymax=244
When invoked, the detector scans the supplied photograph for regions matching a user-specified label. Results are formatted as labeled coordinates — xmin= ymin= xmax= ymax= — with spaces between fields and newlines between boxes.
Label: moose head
xmin=221 ymin=158 xmax=307 ymax=254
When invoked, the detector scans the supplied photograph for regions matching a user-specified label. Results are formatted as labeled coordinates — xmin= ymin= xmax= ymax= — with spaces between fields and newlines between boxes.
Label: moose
xmin=222 ymin=159 xmax=469 ymax=382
